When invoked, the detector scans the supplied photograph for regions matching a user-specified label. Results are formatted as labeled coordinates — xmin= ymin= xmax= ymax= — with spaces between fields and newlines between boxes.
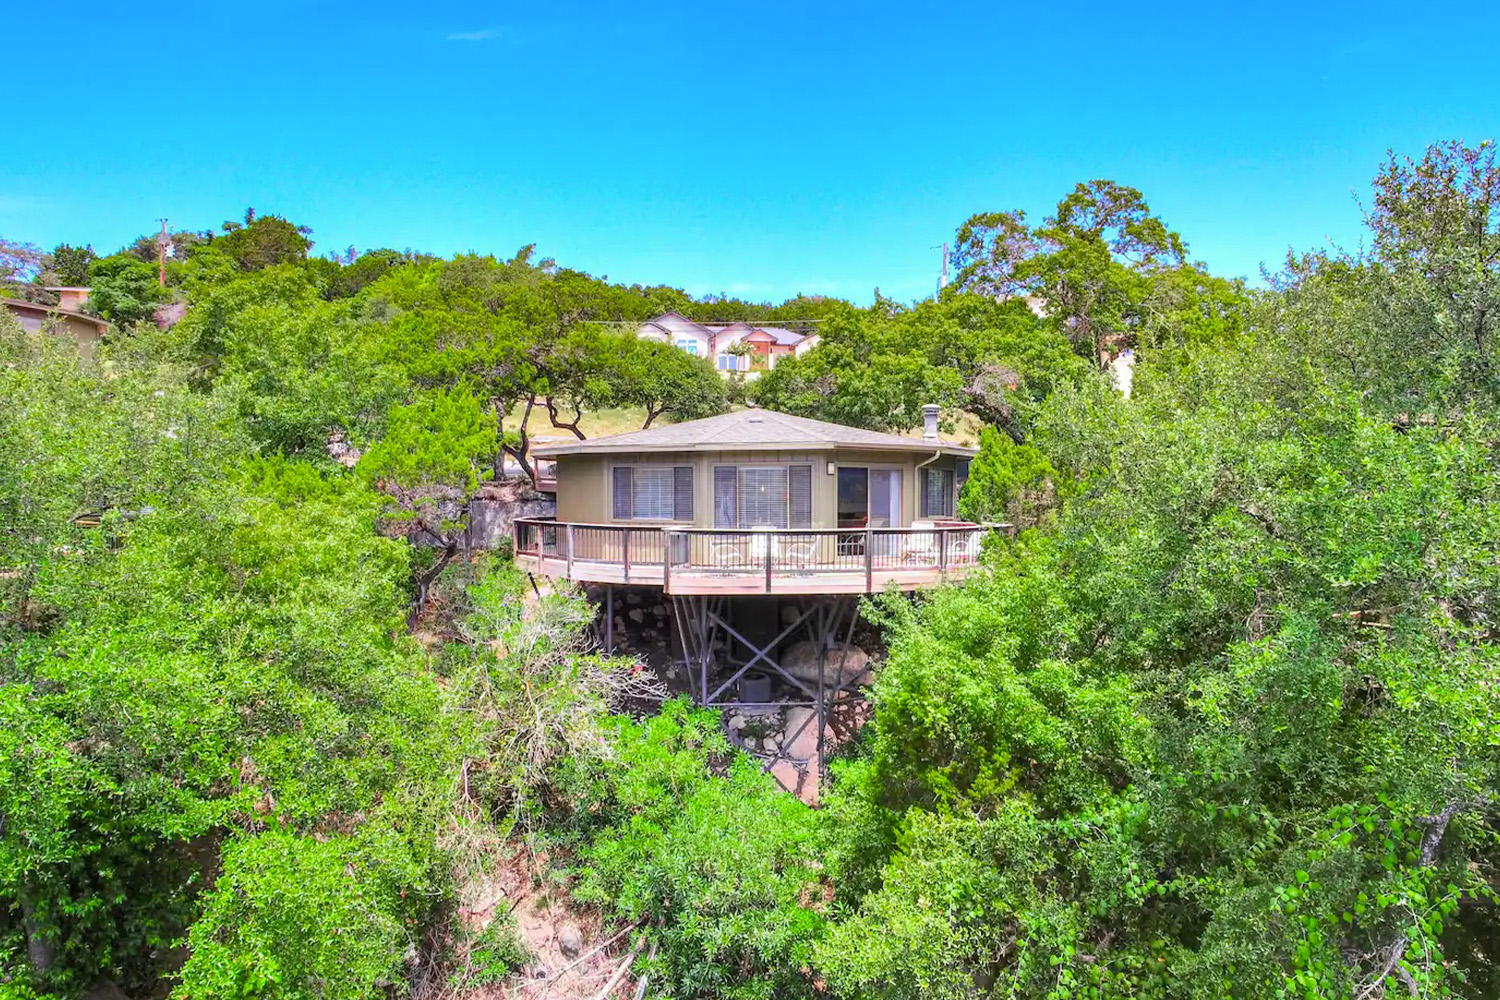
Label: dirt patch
xmin=426 ymin=845 xmax=645 ymax=1000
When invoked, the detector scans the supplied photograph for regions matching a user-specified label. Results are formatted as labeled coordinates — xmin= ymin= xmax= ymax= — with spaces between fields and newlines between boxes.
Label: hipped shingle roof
xmin=533 ymin=409 xmax=975 ymax=457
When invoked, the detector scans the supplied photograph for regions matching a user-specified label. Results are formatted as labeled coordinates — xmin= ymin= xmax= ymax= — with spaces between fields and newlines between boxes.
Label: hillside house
xmin=2 ymin=295 xmax=109 ymax=359
xmin=636 ymin=311 xmax=815 ymax=377
xmin=513 ymin=405 xmax=1006 ymax=796
xmin=513 ymin=405 xmax=995 ymax=596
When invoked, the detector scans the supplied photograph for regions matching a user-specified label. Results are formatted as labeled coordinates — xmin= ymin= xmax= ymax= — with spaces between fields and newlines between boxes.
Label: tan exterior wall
xmin=55 ymin=289 xmax=90 ymax=312
xmin=554 ymin=455 xmax=608 ymax=523
xmin=3 ymin=306 xmax=104 ymax=359
xmin=550 ymin=447 xmax=964 ymax=529
xmin=61 ymin=316 xmax=103 ymax=360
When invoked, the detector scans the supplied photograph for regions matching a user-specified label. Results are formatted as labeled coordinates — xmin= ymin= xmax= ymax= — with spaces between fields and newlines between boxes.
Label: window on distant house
xmin=920 ymin=467 xmax=955 ymax=519
xmin=712 ymin=465 xmax=812 ymax=529
xmin=676 ymin=338 xmax=699 ymax=355
xmin=612 ymin=466 xmax=693 ymax=521
xmin=717 ymin=354 xmax=733 ymax=370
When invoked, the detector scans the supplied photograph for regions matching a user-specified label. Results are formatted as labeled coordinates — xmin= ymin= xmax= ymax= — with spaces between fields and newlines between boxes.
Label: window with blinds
xmin=921 ymin=467 xmax=955 ymax=518
xmin=612 ymin=466 xmax=693 ymax=521
xmin=713 ymin=465 xmax=812 ymax=528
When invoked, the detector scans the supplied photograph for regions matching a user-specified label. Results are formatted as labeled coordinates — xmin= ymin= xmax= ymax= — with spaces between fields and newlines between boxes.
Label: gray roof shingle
xmin=533 ymin=409 xmax=975 ymax=457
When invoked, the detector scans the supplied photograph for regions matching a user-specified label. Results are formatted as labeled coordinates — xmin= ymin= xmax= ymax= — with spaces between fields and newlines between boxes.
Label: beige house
xmin=515 ymin=407 xmax=995 ymax=595
xmin=1 ymin=296 xmax=109 ymax=359
xmin=636 ymin=311 xmax=813 ymax=377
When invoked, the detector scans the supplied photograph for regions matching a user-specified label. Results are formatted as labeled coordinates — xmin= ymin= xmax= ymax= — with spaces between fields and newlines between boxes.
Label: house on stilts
xmin=513 ymin=404 xmax=1005 ymax=797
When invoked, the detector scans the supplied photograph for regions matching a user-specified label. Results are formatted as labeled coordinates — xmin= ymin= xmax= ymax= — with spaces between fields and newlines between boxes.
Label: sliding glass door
xmin=837 ymin=467 xmax=903 ymax=550
xmin=868 ymin=469 xmax=900 ymax=527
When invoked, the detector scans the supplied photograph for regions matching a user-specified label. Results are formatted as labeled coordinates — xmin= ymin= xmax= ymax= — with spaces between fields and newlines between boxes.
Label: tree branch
xmin=545 ymin=396 xmax=587 ymax=440
xmin=1354 ymin=798 xmax=1468 ymax=1000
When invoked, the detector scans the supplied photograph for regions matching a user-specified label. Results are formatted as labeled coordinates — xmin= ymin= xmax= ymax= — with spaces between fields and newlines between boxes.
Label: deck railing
xmin=513 ymin=517 xmax=1006 ymax=593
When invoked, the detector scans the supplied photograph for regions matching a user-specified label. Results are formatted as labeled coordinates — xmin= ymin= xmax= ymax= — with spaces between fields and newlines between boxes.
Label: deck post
xmin=663 ymin=531 xmax=672 ymax=594
xmin=566 ymin=523 xmax=576 ymax=579
xmin=764 ymin=537 xmax=773 ymax=593
xmin=622 ymin=528 xmax=631 ymax=581
xmin=939 ymin=528 xmax=948 ymax=577
xmin=864 ymin=528 xmax=873 ymax=592
xmin=699 ymin=597 xmax=710 ymax=703
xmin=816 ymin=607 xmax=826 ymax=784
xmin=604 ymin=584 xmax=614 ymax=654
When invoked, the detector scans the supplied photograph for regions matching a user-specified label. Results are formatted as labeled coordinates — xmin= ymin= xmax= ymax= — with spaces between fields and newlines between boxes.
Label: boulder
xmin=779 ymin=641 xmax=871 ymax=686
xmin=557 ymin=922 xmax=584 ymax=958
xmin=467 ymin=495 xmax=557 ymax=549
xmin=783 ymin=706 xmax=824 ymax=761
xmin=769 ymin=760 xmax=802 ymax=795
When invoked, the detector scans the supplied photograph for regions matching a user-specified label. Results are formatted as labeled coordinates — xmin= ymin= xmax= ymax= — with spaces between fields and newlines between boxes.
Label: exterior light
xmin=826 ymin=461 xmax=837 ymax=475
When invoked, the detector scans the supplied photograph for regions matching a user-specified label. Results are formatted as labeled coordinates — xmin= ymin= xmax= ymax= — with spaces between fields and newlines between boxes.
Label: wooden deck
xmin=512 ymin=518 xmax=1001 ymax=595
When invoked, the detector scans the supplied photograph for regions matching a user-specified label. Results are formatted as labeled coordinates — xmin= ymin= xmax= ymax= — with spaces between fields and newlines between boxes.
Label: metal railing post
xmin=663 ymin=531 xmax=672 ymax=593
xmin=939 ymin=529 xmax=948 ymax=576
xmin=864 ymin=528 xmax=874 ymax=592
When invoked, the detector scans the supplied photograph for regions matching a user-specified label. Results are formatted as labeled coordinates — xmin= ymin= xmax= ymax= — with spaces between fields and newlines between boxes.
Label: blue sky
xmin=4 ymin=1 xmax=1497 ymax=304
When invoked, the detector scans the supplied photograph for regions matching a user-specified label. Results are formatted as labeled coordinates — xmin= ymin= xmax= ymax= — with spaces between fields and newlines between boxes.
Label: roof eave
xmin=532 ymin=439 xmax=977 ymax=458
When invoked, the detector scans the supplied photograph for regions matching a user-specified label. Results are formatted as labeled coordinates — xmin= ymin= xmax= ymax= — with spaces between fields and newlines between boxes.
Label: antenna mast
xmin=156 ymin=218 xmax=169 ymax=287
xmin=932 ymin=243 xmax=950 ymax=297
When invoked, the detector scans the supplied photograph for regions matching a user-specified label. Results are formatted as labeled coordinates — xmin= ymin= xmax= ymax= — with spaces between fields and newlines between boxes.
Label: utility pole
xmin=932 ymin=243 xmax=949 ymax=297
xmin=156 ymin=218 xmax=169 ymax=287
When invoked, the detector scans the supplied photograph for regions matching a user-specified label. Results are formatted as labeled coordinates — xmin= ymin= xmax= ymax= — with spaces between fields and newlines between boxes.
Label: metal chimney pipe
xmin=922 ymin=403 xmax=940 ymax=440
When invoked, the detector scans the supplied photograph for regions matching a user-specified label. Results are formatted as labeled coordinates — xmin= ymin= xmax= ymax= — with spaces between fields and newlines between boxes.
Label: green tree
xmin=48 ymin=244 xmax=95 ymax=287
xmin=952 ymin=180 xmax=1198 ymax=364
xmin=85 ymin=253 xmax=166 ymax=325
xmin=957 ymin=426 xmax=1057 ymax=527
xmin=0 ymin=325 xmax=453 ymax=992
xmin=1364 ymin=139 xmax=1500 ymax=406
xmin=359 ymin=387 xmax=498 ymax=613
xmin=216 ymin=211 xmax=313 ymax=271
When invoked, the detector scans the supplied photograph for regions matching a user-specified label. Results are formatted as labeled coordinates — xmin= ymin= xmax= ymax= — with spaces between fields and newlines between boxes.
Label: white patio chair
xmin=900 ymin=520 xmax=939 ymax=565
xmin=945 ymin=528 xmax=985 ymax=565
xmin=775 ymin=534 xmax=819 ymax=573
xmin=709 ymin=534 xmax=753 ymax=570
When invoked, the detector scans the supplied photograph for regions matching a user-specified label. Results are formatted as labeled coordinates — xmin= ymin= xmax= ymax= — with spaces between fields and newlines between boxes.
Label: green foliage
xmin=569 ymin=702 xmax=827 ymax=1000
xmin=85 ymin=253 xmax=166 ymax=325
xmin=751 ymin=293 xmax=1082 ymax=438
xmin=440 ymin=570 xmax=657 ymax=831
xmin=324 ymin=248 xmax=419 ymax=299
xmin=951 ymin=180 xmax=1251 ymax=367
xmin=215 ymin=213 xmax=312 ymax=271
xmin=179 ymin=827 xmax=433 ymax=1000
xmin=448 ymin=917 xmax=530 ymax=988
xmin=822 ymin=331 xmax=1500 ymax=996
xmin=48 ymin=245 xmax=94 ymax=287
xmin=958 ymin=425 xmax=1058 ymax=527
xmin=198 ymin=271 xmax=405 ymax=453
xmin=360 ymin=387 xmax=497 ymax=493
xmin=0 ymin=328 xmax=455 ymax=991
